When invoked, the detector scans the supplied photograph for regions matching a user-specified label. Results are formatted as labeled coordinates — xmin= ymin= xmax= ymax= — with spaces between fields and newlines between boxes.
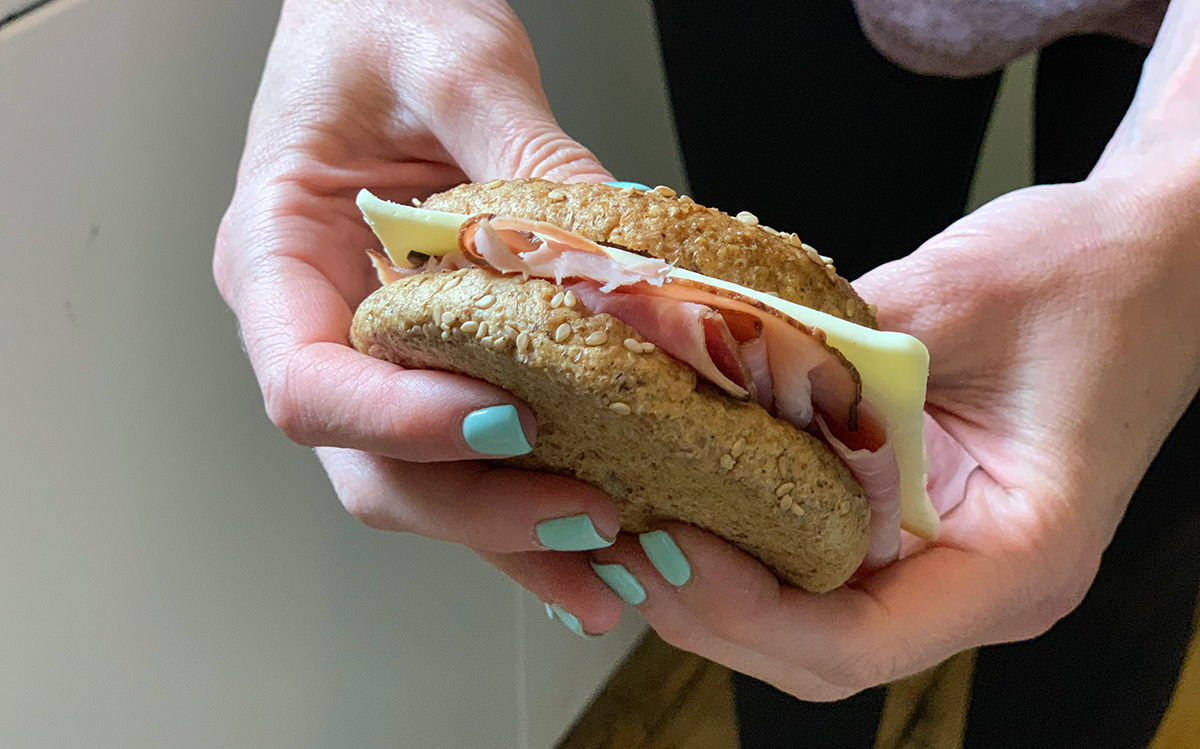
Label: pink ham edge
xmin=816 ymin=415 xmax=902 ymax=568
xmin=566 ymin=281 xmax=751 ymax=400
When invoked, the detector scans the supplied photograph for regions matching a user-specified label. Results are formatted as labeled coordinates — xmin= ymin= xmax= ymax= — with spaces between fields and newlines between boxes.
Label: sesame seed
xmin=868 ymin=303 xmax=878 ymax=316
xmin=460 ymin=320 xmax=479 ymax=335
xmin=800 ymin=242 xmax=818 ymax=255
xmin=609 ymin=402 xmax=632 ymax=415
xmin=652 ymin=185 xmax=676 ymax=197
xmin=550 ymin=292 xmax=564 ymax=308
xmin=679 ymin=195 xmax=694 ymax=205
xmin=431 ymin=305 xmax=443 ymax=323
xmin=480 ymin=335 xmax=494 ymax=347
xmin=453 ymin=268 xmax=470 ymax=277
xmin=475 ymin=322 xmax=489 ymax=340
xmin=623 ymin=337 xmax=642 ymax=353
xmin=516 ymin=331 xmax=531 ymax=352
xmin=736 ymin=211 xmax=759 ymax=225
xmin=838 ymin=501 xmax=850 ymax=513
xmin=423 ymin=323 xmax=438 ymax=337
xmin=618 ymin=186 xmax=635 ymax=196
xmin=484 ymin=179 xmax=504 ymax=188
xmin=788 ymin=233 xmax=802 ymax=246
xmin=584 ymin=331 xmax=608 ymax=346
xmin=442 ymin=276 xmax=462 ymax=291
xmin=440 ymin=312 xmax=458 ymax=328
xmin=641 ymin=342 xmax=656 ymax=353
xmin=731 ymin=438 xmax=746 ymax=457
xmin=790 ymin=503 xmax=806 ymax=517
xmin=554 ymin=323 xmax=572 ymax=343
xmin=546 ymin=189 xmax=567 ymax=202
xmin=504 ymin=325 xmax=519 ymax=340
xmin=719 ymin=454 xmax=736 ymax=471
xmin=775 ymin=482 xmax=795 ymax=497
xmin=441 ymin=330 xmax=452 ymax=340
xmin=778 ymin=456 xmax=791 ymax=473
xmin=411 ymin=198 xmax=422 ymax=207
xmin=779 ymin=495 xmax=793 ymax=511
xmin=647 ymin=204 xmax=664 ymax=218
xmin=474 ymin=294 xmax=496 ymax=309
xmin=492 ymin=336 xmax=509 ymax=350
xmin=563 ymin=290 xmax=577 ymax=308
xmin=819 ymin=255 xmax=834 ymax=265
xmin=845 ymin=300 xmax=856 ymax=317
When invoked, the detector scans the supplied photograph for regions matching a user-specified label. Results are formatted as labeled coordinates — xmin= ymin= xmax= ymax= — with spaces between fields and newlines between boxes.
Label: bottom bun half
xmin=351 ymin=268 xmax=869 ymax=593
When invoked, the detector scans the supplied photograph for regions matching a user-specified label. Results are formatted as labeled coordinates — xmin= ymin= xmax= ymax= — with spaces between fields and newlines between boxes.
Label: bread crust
xmin=421 ymin=178 xmax=876 ymax=327
xmin=351 ymin=268 xmax=869 ymax=592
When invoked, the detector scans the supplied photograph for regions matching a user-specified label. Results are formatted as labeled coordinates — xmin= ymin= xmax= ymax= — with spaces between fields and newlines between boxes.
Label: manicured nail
xmin=548 ymin=604 xmax=598 ymax=639
xmin=591 ymin=562 xmax=647 ymax=606
xmin=535 ymin=514 xmax=614 ymax=551
xmin=639 ymin=530 xmax=691 ymax=586
xmin=544 ymin=602 xmax=555 ymax=620
xmin=602 ymin=180 xmax=652 ymax=191
xmin=462 ymin=405 xmax=532 ymax=456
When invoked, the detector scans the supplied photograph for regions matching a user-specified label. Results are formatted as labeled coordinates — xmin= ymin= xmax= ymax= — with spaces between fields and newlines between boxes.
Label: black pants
xmin=652 ymin=2 xmax=1200 ymax=746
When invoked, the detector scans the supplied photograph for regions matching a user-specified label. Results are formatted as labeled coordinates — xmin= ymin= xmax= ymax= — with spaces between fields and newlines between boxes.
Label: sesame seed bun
xmin=351 ymin=180 xmax=875 ymax=592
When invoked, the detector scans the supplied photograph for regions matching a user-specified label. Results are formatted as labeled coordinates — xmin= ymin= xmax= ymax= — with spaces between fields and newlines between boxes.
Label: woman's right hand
xmin=214 ymin=0 xmax=626 ymax=632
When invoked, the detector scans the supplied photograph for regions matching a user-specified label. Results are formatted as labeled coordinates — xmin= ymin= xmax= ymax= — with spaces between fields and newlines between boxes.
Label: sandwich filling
xmin=358 ymin=189 xmax=935 ymax=567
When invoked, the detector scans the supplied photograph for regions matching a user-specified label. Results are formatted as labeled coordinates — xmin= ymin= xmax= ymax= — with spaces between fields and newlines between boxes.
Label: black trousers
xmin=652 ymin=2 xmax=1200 ymax=747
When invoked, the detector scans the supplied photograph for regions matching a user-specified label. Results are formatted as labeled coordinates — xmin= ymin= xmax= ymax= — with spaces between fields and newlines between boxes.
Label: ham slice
xmin=817 ymin=412 xmax=902 ymax=568
xmin=566 ymin=282 xmax=752 ymax=400
xmin=456 ymin=216 xmax=860 ymax=433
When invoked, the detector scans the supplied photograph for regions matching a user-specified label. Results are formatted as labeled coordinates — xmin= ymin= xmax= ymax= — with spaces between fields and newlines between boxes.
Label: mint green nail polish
xmin=462 ymin=405 xmax=532 ymax=456
xmin=535 ymin=514 xmax=613 ymax=551
xmin=639 ymin=530 xmax=691 ymax=586
xmin=544 ymin=602 xmax=555 ymax=620
xmin=549 ymin=604 xmax=596 ymax=639
xmin=591 ymin=562 xmax=647 ymax=606
xmin=603 ymin=180 xmax=652 ymax=191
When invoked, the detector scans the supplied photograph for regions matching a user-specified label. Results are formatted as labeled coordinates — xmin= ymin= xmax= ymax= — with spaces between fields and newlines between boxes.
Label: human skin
xmin=215 ymin=0 xmax=1200 ymax=699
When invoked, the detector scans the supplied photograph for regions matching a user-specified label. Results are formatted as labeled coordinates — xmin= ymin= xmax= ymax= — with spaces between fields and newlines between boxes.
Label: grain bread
xmin=351 ymin=269 xmax=869 ymax=592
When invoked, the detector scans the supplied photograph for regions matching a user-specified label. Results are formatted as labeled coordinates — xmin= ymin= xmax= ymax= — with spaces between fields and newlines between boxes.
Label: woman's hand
xmin=214 ymin=0 xmax=633 ymax=626
xmin=585 ymin=1 xmax=1200 ymax=698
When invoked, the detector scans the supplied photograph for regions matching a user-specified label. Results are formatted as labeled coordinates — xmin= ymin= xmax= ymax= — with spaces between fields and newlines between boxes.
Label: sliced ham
xmin=817 ymin=413 xmax=902 ymax=568
xmin=566 ymin=281 xmax=751 ymax=400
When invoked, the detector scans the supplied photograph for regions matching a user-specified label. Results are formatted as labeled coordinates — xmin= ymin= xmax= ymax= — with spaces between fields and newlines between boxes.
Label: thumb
xmin=421 ymin=10 xmax=612 ymax=184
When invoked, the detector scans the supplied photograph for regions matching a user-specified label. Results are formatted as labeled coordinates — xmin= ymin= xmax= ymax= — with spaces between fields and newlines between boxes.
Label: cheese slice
xmin=357 ymin=189 xmax=938 ymax=539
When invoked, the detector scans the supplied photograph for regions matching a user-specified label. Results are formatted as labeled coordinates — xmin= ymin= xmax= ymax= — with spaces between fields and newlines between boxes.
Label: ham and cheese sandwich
xmin=349 ymin=179 xmax=934 ymax=592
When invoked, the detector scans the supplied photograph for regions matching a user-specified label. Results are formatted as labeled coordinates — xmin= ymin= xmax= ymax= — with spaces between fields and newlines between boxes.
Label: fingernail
xmin=535 ymin=514 xmax=614 ymax=551
xmin=548 ymin=604 xmax=598 ymax=639
xmin=591 ymin=562 xmax=647 ymax=605
xmin=602 ymin=180 xmax=651 ymax=191
xmin=462 ymin=405 xmax=532 ymax=456
xmin=639 ymin=530 xmax=691 ymax=586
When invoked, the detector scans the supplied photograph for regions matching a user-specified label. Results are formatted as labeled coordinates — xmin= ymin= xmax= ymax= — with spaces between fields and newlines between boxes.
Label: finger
xmin=589 ymin=529 xmax=857 ymax=699
xmin=221 ymin=207 xmax=541 ymax=461
xmin=318 ymin=447 xmax=621 ymax=555
xmin=411 ymin=9 xmax=613 ymax=184
xmin=479 ymin=549 xmax=626 ymax=637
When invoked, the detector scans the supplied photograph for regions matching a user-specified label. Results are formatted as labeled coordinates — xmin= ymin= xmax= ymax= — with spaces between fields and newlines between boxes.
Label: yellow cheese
xmin=356 ymin=189 xmax=465 ymax=265
xmin=357 ymin=190 xmax=938 ymax=539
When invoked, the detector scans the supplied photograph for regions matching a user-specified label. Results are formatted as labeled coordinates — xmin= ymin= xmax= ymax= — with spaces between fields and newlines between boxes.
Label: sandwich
xmin=349 ymin=179 xmax=934 ymax=592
